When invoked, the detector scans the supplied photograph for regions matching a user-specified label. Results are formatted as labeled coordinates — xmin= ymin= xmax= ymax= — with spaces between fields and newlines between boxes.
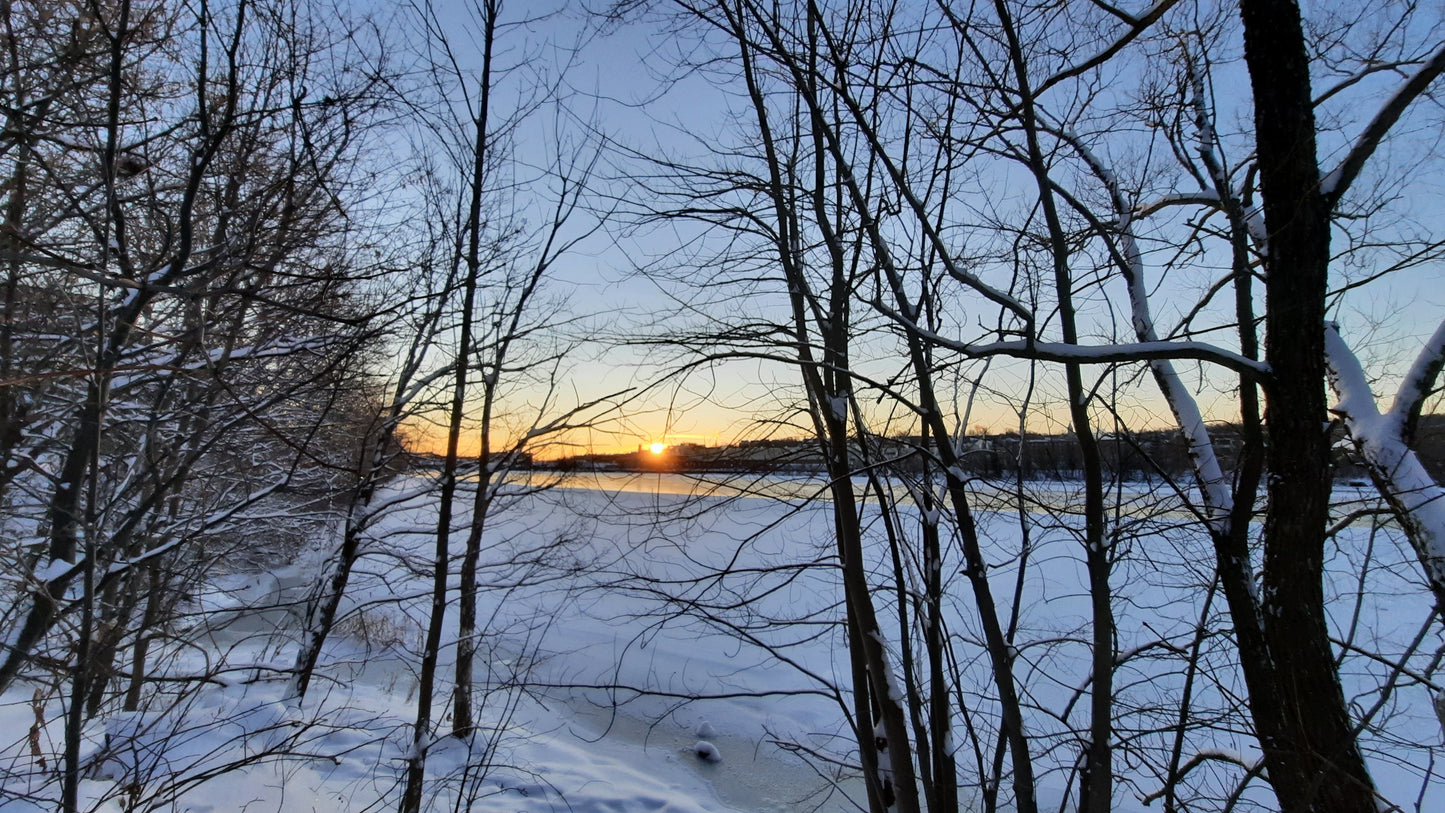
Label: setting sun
xmin=649 ymin=442 xmax=666 ymax=455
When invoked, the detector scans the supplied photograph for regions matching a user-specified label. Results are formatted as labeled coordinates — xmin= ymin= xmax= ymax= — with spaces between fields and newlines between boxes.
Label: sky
xmin=395 ymin=0 xmax=799 ymax=456
xmin=395 ymin=0 xmax=1445 ymax=458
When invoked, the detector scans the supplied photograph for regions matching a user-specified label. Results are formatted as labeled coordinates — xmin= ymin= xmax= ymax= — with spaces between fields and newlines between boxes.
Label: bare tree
xmin=616 ymin=0 xmax=1445 ymax=811
xmin=396 ymin=3 xmax=620 ymax=809
xmin=0 ymin=1 xmax=394 ymax=809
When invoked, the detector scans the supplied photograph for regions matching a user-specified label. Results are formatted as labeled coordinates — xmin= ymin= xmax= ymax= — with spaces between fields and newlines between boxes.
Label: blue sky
xmin=399 ymin=0 xmax=1445 ymax=455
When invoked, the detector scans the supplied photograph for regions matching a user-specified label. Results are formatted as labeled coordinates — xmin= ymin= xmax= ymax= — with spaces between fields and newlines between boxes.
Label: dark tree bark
xmin=1239 ymin=0 xmax=1378 ymax=809
xmin=725 ymin=6 xmax=919 ymax=807
xmin=401 ymin=4 xmax=497 ymax=806
xmin=446 ymin=0 xmax=500 ymax=741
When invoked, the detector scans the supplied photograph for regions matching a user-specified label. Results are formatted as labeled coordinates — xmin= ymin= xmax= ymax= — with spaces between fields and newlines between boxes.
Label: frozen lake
xmin=3 ymin=475 xmax=1435 ymax=812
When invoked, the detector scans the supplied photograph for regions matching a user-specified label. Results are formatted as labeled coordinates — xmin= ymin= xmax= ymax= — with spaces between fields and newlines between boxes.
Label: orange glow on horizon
xmin=398 ymin=399 xmax=1125 ymax=460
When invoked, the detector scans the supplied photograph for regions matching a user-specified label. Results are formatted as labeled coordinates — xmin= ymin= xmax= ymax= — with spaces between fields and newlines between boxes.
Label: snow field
xmin=2 ymin=474 xmax=1440 ymax=811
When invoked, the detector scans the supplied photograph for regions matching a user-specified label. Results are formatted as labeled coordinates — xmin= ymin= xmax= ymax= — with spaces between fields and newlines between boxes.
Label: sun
xmin=649 ymin=442 xmax=666 ymax=455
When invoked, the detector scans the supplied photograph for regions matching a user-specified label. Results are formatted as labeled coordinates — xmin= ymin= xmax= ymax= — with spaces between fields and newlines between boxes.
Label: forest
xmin=3 ymin=1 xmax=1445 ymax=811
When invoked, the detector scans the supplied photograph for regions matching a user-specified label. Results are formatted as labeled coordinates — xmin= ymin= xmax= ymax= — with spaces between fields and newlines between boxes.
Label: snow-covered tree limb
xmin=871 ymin=296 xmax=1269 ymax=378
xmin=1325 ymin=321 xmax=1445 ymax=614
xmin=1054 ymin=123 xmax=1238 ymax=534
xmin=1391 ymin=319 xmax=1445 ymax=441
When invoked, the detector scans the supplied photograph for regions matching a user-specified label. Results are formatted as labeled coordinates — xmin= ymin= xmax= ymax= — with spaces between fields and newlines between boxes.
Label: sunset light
xmin=14 ymin=1 xmax=1433 ymax=810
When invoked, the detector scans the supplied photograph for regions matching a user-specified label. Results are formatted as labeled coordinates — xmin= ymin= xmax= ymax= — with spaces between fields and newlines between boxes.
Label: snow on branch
xmin=1325 ymin=322 xmax=1445 ymax=611
xmin=1052 ymin=119 xmax=1239 ymax=527
xmin=1131 ymin=191 xmax=1221 ymax=220
xmin=799 ymin=40 xmax=1036 ymax=330
xmin=868 ymin=271 xmax=1265 ymax=377
xmin=1140 ymin=748 xmax=1263 ymax=806
xmin=1388 ymin=319 xmax=1445 ymax=428
xmin=954 ymin=338 xmax=1266 ymax=377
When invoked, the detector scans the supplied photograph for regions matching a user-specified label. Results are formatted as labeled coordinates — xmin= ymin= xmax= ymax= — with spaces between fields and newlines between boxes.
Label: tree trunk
xmin=448 ymin=0 xmax=498 ymax=744
xmin=1239 ymin=1 xmax=1378 ymax=809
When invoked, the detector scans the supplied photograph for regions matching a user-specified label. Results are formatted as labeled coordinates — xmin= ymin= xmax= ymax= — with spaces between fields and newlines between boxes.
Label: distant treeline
xmin=527 ymin=415 xmax=1445 ymax=483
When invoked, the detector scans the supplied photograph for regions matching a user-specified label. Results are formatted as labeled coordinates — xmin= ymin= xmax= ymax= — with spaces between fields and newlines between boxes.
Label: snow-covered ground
xmin=2 ymin=474 xmax=1440 ymax=811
